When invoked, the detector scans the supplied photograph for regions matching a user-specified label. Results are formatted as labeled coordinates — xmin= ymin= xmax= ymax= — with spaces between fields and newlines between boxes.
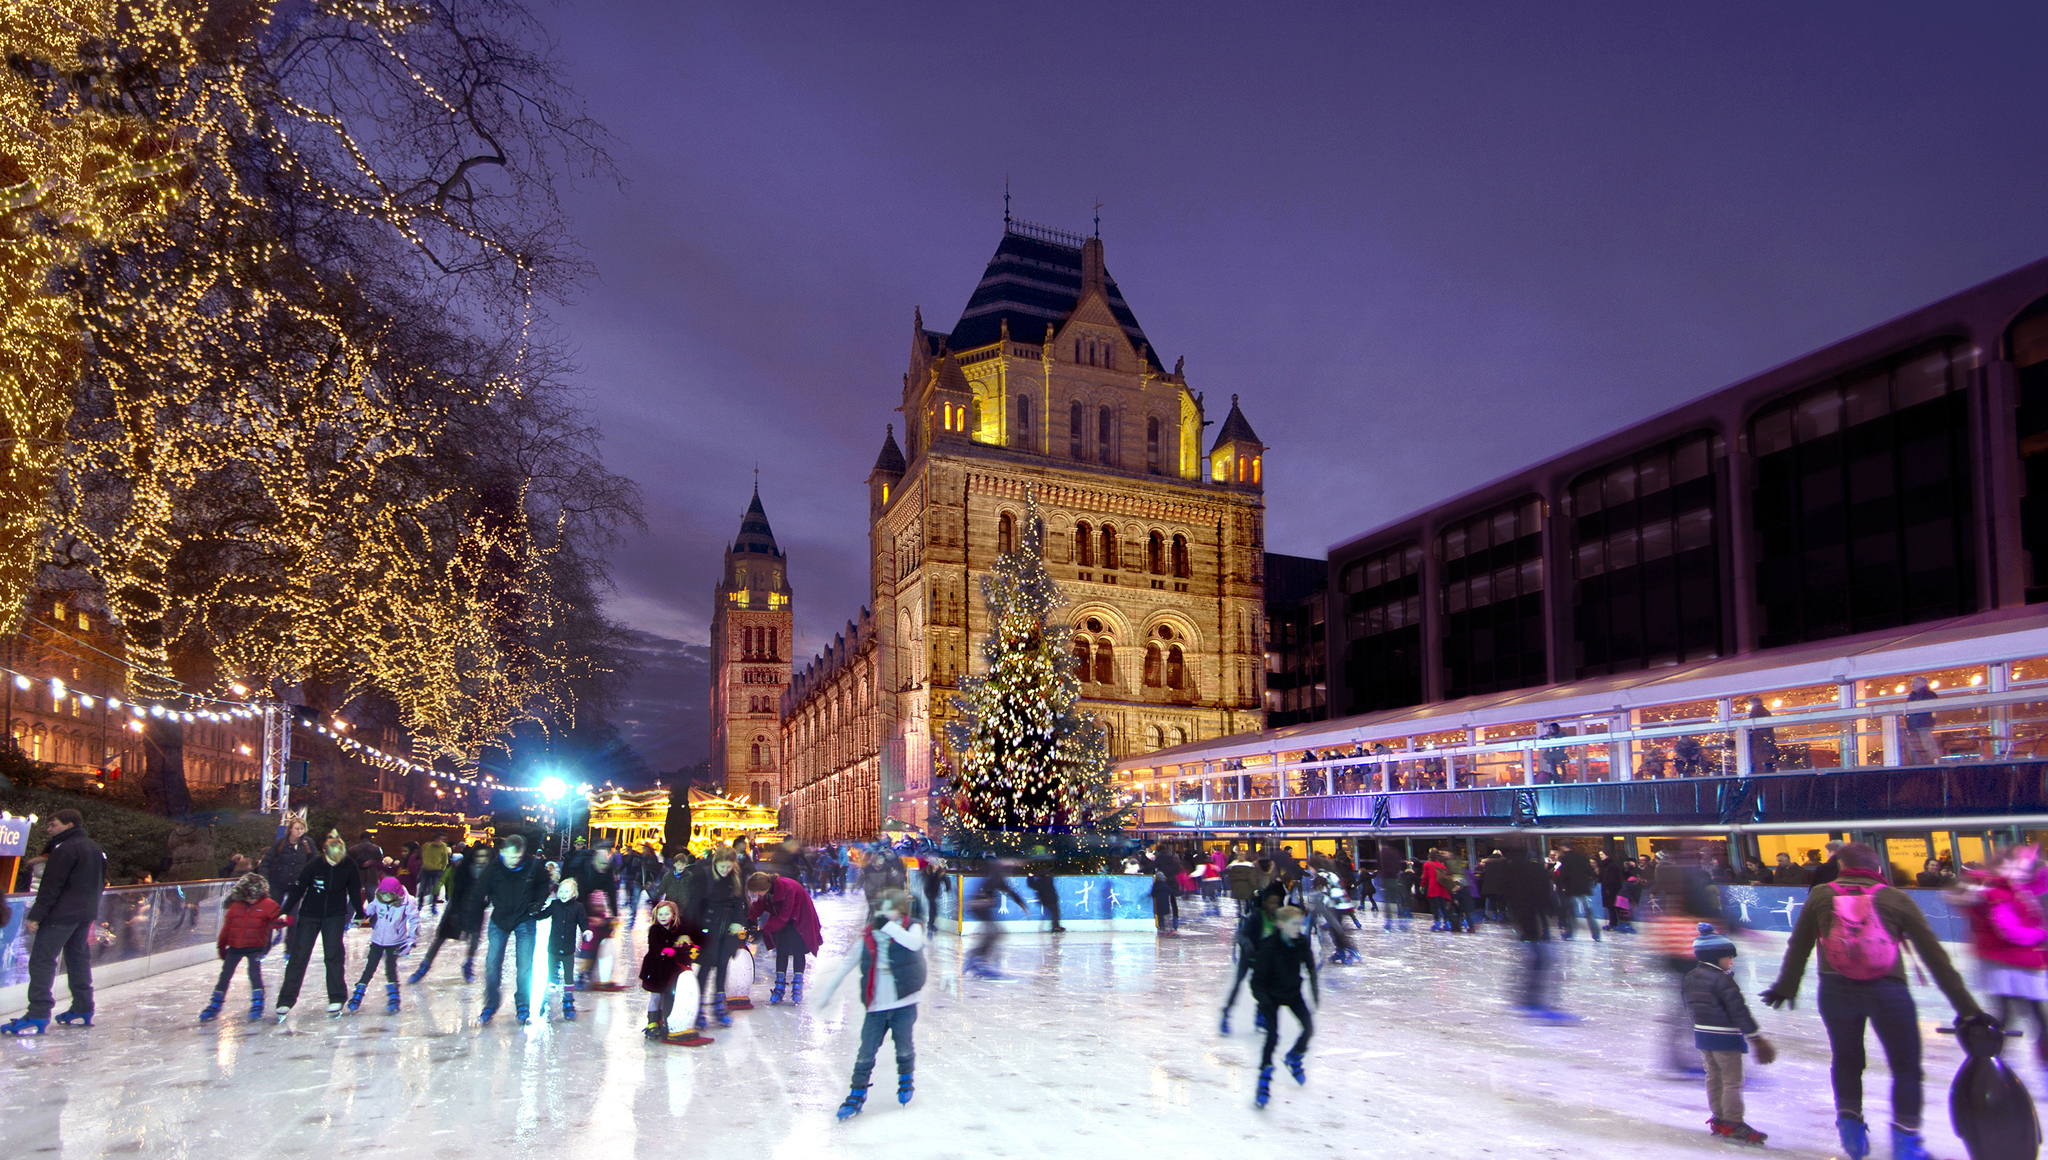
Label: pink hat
xmin=378 ymin=877 xmax=403 ymax=895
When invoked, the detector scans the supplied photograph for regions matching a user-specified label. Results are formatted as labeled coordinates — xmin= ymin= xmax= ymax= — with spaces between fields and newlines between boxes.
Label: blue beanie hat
xmin=1693 ymin=922 xmax=1736 ymax=962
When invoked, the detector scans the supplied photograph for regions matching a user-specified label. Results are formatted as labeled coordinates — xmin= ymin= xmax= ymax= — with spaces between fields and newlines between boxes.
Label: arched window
xmin=1172 ymin=534 xmax=1190 ymax=578
xmin=1104 ymin=344 xmax=1115 ymax=371
xmin=1237 ymin=456 xmax=1247 ymax=482
xmin=1148 ymin=531 xmax=1165 ymax=574
xmin=1093 ymin=641 xmax=1114 ymax=686
xmin=750 ymin=741 xmax=762 ymax=768
xmin=970 ymin=398 xmax=982 ymax=436
xmin=1098 ymin=405 xmax=1114 ymax=464
xmin=1016 ymin=395 xmax=1031 ymax=449
xmin=1150 ymin=724 xmax=1165 ymax=749
xmin=1252 ymin=455 xmax=1261 ymax=484
xmin=1167 ymin=644 xmax=1186 ymax=689
xmin=1144 ymin=643 xmax=1163 ymax=687
xmin=1069 ymin=402 xmax=1084 ymax=459
xmin=1072 ymin=637 xmax=1091 ymax=680
xmin=1147 ymin=417 xmax=1161 ymax=472
xmin=1075 ymin=522 xmax=1093 ymax=567
xmin=768 ymin=627 xmax=777 ymax=658
xmin=1101 ymin=524 xmax=1119 ymax=570
xmin=998 ymin=512 xmax=1015 ymax=556
xmin=1173 ymin=726 xmax=1188 ymax=746
xmin=1074 ymin=340 xmax=1083 ymax=363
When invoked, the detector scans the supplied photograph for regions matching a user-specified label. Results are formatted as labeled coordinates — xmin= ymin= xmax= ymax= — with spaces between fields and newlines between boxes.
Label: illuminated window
xmin=1167 ymin=645 xmax=1186 ymax=689
xmin=1251 ymin=456 xmax=1261 ymax=484
xmin=881 ymin=483 xmax=890 ymax=503
xmin=1237 ymin=456 xmax=1247 ymax=483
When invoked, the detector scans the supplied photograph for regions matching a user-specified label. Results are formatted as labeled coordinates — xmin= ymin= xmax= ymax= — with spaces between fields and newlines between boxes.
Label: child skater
xmin=640 ymin=899 xmax=704 ymax=1044
xmin=819 ymin=887 xmax=927 ymax=1120
xmin=1248 ymin=905 xmax=1318 ymax=1109
xmin=1221 ymin=891 xmax=1283 ymax=1035
xmin=1950 ymin=844 xmax=2048 ymax=1063
xmin=348 ymin=877 xmax=418 ymax=1014
xmin=1682 ymin=923 xmax=1775 ymax=1145
xmin=747 ymin=871 xmax=823 ymax=1004
xmin=539 ymin=880 xmax=588 ymax=1021
xmin=203 ymin=873 xmax=289 ymax=1021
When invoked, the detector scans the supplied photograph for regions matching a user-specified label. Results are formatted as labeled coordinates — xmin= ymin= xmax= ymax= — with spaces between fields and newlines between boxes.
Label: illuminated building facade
xmin=709 ymin=488 xmax=793 ymax=806
xmin=784 ymin=219 xmax=1270 ymax=842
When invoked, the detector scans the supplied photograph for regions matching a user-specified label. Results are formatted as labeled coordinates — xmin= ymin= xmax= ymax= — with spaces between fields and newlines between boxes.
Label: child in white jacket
xmin=349 ymin=876 xmax=419 ymax=1014
xmin=818 ymin=888 xmax=927 ymax=1120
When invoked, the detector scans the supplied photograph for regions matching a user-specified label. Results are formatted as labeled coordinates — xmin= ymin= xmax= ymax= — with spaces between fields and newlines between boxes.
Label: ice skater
xmin=640 ymin=899 xmax=703 ymax=1043
xmin=962 ymin=860 xmax=1025 ymax=978
xmin=202 ymin=872 xmax=288 ymax=1022
xmin=1949 ymin=844 xmax=2048 ymax=1064
xmin=1761 ymin=842 xmax=1983 ymax=1160
xmin=819 ymin=888 xmax=928 ymax=1119
xmin=1222 ymin=890 xmax=1283 ymax=1034
xmin=275 ymin=834 xmax=365 ymax=1023
xmin=347 ymin=877 xmax=418 ymax=1014
xmin=538 ymin=880 xmax=587 ymax=1021
xmin=1682 ymin=923 xmax=1775 ymax=1145
xmin=409 ymin=846 xmax=487 ymax=984
xmin=477 ymin=835 xmax=550 ymax=1026
xmin=1248 ymin=905 xmax=1318 ymax=1109
xmin=747 ymin=871 xmax=822 ymax=1004
xmin=682 ymin=844 xmax=749 ymax=1030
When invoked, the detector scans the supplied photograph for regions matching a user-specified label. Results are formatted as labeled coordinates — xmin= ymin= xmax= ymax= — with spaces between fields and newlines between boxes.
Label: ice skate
xmin=713 ymin=993 xmax=732 ymax=1026
xmin=1255 ymin=1065 xmax=1273 ymax=1108
xmin=1835 ymin=1114 xmax=1870 ymax=1159
xmin=768 ymin=971 xmax=787 ymax=1005
xmin=1285 ymin=1050 xmax=1306 ymax=1085
xmin=1219 ymin=1009 xmax=1231 ymax=1035
xmin=346 ymin=983 xmax=366 ymax=1013
xmin=406 ymin=965 xmax=428 ymax=985
xmin=385 ymin=983 xmax=400 ymax=1014
xmin=562 ymin=991 xmax=577 ymax=1021
xmin=199 ymin=990 xmax=226 ymax=1021
xmin=791 ymin=974 xmax=804 ymax=1004
xmin=54 ymin=1010 xmax=91 ymax=1027
xmin=837 ymin=1086 xmax=868 ymax=1120
xmin=248 ymin=988 xmax=265 ymax=1021
xmin=326 ymin=1002 xmax=344 ymax=1018
xmin=898 ymin=1071 xmax=914 ymax=1105
xmin=1889 ymin=1125 xmax=1933 ymax=1160
xmin=1 ymin=1016 xmax=48 ymax=1036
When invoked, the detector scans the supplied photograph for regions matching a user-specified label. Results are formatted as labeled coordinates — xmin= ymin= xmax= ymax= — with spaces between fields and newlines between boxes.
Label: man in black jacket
xmin=4 ymin=810 xmax=106 ymax=1033
xmin=274 ymin=833 xmax=365 ymax=1021
xmin=1557 ymin=846 xmax=1601 ymax=941
xmin=1504 ymin=844 xmax=1574 ymax=1022
xmin=478 ymin=835 xmax=550 ymax=1024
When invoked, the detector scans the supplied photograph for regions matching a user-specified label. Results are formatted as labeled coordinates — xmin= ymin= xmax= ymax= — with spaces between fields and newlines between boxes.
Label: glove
xmin=1750 ymin=1035 xmax=1777 ymax=1065
xmin=1759 ymin=985 xmax=1793 ymax=1010
xmin=661 ymin=947 xmax=675 ymax=957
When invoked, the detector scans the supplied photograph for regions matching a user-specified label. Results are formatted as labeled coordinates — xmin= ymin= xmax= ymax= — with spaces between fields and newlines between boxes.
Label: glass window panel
xmin=1674 ymin=437 xmax=1710 ymax=483
xmin=1469 ymin=570 xmax=1492 ymax=606
xmin=1677 ymin=506 xmax=1714 ymax=551
xmin=1520 ymin=498 xmax=1543 ymax=537
xmin=1494 ymin=564 xmax=1517 ymax=598
xmin=1519 ymin=556 xmax=1543 ymax=591
xmin=1642 ymin=518 xmax=1674 ymax=561
xmin=1608 ymin=527 xmax=1639 ymax=570
xmin=1573 ymin=477 xmax=1604 ymax=516
xmin=1403 ymin=545 xmax=1422 ymax=575
xmin=1404 ymin=595 xmax=1421 ymax=625
xmin=1637 ymin=453 xmax=1670 ymax=496
xmin=1754 ymin=408 xmax=1793 ymax=457
xmin=1576 ymin=539 xmax=1605 ymax=578
xmin=1845 ymin=372 xmax=1890 ymax=426
xmin=1468 ymin=517 xmax=1491 ymax=552
xmin=1895 ymin=350 xmax=1950 ymax=408
xmin=1444 ymin=583 xmax=1466 ymax=614
xmin=1794 ymin=390 xmax=1843 ymax=441
xmin=1364 ymin=558 xmax=1383 ymax=589
xmin=1444 ymin=526 xmax=1467 ymax=560
xmin=1604 ymin=465 xmax=1637 ymax=508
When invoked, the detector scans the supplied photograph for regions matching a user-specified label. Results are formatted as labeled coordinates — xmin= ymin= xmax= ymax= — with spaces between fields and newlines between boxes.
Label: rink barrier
xmin=1 ymin=880 xmax=237 ymax=1016
xmin=1714 ymin=883 xmax=1969 ymax=942
xmin=932 ymin=874 xmax=1161 ymax=933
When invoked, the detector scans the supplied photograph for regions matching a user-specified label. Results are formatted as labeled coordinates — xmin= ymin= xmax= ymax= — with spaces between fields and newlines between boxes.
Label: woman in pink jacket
xmin=1952 ymin=844 xmax=2048 ymax=1061
xmin=748 ymin=871 xmax=823 ymax=1005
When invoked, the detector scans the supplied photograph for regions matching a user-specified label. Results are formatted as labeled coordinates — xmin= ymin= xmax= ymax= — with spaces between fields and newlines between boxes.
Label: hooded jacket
xmin=218 ymin=878 xmax=288 ymax=951
xmin=26 ymin=825 xmax=106 ymax=925
xmin=280 ymin=854 xmax=363 ymax=923
xmin=481 ymin=855 xmax=550 ymax=932
xmin=364 ymin=891 xmax=420 ymax=948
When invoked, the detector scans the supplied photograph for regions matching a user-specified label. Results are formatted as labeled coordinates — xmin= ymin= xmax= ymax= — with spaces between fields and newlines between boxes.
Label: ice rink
xmin=0 ymin=890 xmax=2005 ymax=1158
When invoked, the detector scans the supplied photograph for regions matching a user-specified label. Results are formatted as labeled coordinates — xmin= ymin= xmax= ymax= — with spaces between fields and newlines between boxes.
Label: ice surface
xmin=0 ymin=892 xmax=2006 ymax=1158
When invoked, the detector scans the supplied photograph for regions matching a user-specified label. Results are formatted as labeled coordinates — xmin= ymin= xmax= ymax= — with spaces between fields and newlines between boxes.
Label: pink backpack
xmin=1820 ymin=883 xmax=1900 ymax=980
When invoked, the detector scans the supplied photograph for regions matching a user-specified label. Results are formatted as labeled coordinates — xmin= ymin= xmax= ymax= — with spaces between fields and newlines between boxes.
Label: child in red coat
xmin=205 ymin=873 xmax=289 ymax=1021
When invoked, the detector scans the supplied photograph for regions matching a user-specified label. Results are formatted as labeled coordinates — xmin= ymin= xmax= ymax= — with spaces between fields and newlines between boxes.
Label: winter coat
xmin=1502 ymin=855 xmax=1554 ymax=941
xmin=26 ymin=826 xmax=106 ymax=925
xmin=1956 ymin=874 xmax=2048 ymax=971
xmin=564 ymin=850 xmax=619 ymax=915
xmin=218 ymin=898 xmax=286 ymax=951
xmin=1227 ymin=861 xmax=1256 ymax=901
xmin=280 ymin=856 xmax=363 ymax=923
xmin=1423 ymin=859 xmax=1451 ymax=900
xmin=364 ymin=895 xmax=419 ymax=949
xmin=651 ymin=866 xmax=692 ymax=911
xmin=682 ymin=861 xmax=747 ymax=935
xmin=258 ymin=836 xmax=316 ymax=902
xmin=1479 ymin=857 xmax=1509 ymax=898
xmin=849 ymin=917 xmax=927 ymax=1009
xmin=967 ymin=871 xmax=1024 ymax=918
xmin=747 ymin=874 xmax=823 ymax=953
xmin=639 ymin=918 xmax=696 ymax=993
xmin=1557 ymin=849 xmax=1597 ymax=896
xmin=541 ymin=896 xmax=588 ymax=958
xmin=1682 ymin=962 xmax=1761 ymax=1052
xmin=1247 ymin=929 xmax=1317 ymax=1002
xmin=420 ymin=841 xmax=451 ymax=872
xmin=480 ymin=857 xmax=550 ymax=932
xmin=438 ymin=858 xmax=489 ymax=937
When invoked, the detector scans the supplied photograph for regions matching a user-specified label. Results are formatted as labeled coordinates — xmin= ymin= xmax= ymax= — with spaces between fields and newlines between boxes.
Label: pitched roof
xmin=730 ymin=486 xmax=781 ymax=557
xmin=872 ymin=424 xmax=906 ymax=475
xmin=1212 ymin=393 xmax=1262 ymax=449
xmin=948 ymin=223 xmax=1163 ymax=370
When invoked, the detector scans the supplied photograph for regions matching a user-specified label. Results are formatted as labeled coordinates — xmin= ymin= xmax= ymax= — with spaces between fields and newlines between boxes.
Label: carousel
xmin=586 ymin=785 xmax=781 ymax=854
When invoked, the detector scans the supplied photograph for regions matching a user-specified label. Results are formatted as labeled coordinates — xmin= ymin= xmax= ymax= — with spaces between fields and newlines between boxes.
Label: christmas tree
xmin=941 ymin=492 xmax=1124 ymax=842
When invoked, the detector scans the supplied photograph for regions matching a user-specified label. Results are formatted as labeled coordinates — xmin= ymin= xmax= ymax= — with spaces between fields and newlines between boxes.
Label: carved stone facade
xmin=709 ymin=489 xmax=792 ymax=805
xmin=782 ymin=221 xmax=1268 ymax=842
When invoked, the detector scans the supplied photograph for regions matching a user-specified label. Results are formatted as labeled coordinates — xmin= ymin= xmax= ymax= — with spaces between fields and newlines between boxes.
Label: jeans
xmin=1255 ymin=991 xmax=1313 ymax=1067
xmin=214 ymin=947 xmax=268 ymax=993
xmin=24 ymin=920 xmax=94 ymax=1019
xmin=483 ymin=920 xmax=537 ymax=1015
xmin=1818 ymin=974 xmax=1924 ymax=1130
xmin=850 ymin=1004 xmax=918 ymax=1087
xmin=277 ymin=912 xmax=349 ymax=1009
xmin=1518 ymin=933 xmax=1553 ymax=1010
xmin=1563 ymin=893 xmax=1601 ymax=940
xmin=415 ymin=923 xmax=479 ymax=975
xmin=418 ymin=870 xmax=444 ymax=904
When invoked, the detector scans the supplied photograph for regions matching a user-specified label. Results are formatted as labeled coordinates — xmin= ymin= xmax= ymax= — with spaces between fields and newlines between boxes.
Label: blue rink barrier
xmin=1712 ymin=884 xmax=1970 ymax=943
xmin=931 ymin=874 xmax=1160 ymax=933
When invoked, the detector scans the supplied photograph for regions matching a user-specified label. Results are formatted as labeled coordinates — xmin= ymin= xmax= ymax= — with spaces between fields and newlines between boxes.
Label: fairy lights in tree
xmin=3 ymin=0 xmax=626 ymax=776
xmin=941 ymin=491 xmax=1124 ymax=839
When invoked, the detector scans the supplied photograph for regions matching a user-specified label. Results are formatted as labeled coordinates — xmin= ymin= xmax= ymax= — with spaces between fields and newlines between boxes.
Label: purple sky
xmin=548 ymin=3 xmax=2048 ymax=667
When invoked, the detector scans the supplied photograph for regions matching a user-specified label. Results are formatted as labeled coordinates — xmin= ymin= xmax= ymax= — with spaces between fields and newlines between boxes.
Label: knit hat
xmin=1693 ymin=922 xmax=1736 ymax=962
xmin=377 ymin=876 xmax=403 ymax=896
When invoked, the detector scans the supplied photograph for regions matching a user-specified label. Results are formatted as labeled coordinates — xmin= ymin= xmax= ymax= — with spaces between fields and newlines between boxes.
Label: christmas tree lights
xmin=941 ymin=491 xmax=1125 ymax=841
